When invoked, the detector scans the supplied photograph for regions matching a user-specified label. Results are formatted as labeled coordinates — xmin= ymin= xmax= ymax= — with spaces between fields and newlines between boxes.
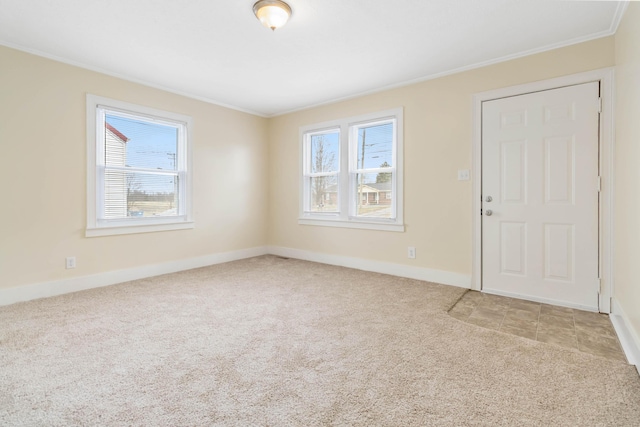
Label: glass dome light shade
xmin=253 ymin=0 xmax=292 ymax=31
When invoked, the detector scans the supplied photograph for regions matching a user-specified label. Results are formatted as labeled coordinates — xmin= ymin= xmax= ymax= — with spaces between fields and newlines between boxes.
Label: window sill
xmin=86 ymin=221 xmax=195 ymax=237
xmin=298 ymin=217 xmax=404 ymax=232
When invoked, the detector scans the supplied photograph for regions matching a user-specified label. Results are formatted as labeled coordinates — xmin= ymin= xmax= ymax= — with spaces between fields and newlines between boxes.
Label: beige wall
xmin=614 ymin=3 xmax=640 ymax=343
xmin=268 ymin=37 xmax=615 ymax=276
xmin=0 ymin=46 xmax=269 ymax=290
xmin=0 ymin=35 xmax=621 ymax=297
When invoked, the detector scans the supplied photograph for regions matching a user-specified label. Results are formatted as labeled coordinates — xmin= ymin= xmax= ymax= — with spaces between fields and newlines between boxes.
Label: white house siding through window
xmin=104 ymin=123 xmax=128 ymax=219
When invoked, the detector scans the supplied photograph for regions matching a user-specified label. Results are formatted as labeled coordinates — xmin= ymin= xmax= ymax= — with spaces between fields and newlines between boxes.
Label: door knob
xmin=485 ymin=196 xmax=493 ymax=202
xmin=485 ymin=209 xmax=493 ymax=216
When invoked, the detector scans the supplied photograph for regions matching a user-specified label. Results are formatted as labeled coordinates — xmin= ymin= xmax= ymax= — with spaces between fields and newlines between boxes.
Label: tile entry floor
xmin=448 ymin=291 xmax=627 ymax=362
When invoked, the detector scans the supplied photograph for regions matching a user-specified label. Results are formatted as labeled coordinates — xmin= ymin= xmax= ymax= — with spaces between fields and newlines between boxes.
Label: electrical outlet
xmin=408 ymin=247 xmax=416 ymax=259
xmin=457 ymin=169 xmax=470 ymax=181
xmin=66 ymin=256 xmax=76 ymax=269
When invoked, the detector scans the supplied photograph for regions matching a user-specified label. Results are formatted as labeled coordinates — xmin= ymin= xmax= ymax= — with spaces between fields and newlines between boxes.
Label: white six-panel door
xmin=481 ymin=82 xmax=600 ymax=310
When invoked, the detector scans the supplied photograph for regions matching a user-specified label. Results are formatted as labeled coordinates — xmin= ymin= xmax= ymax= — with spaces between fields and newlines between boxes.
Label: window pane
xmin=354 ymin=172 xmax=393 ymax=218
xmin=356 ymin=122 xmax=393 ymax=170
xmin=104 ymin=171 xmax=178 ymax=219
xmin=309 ymin=132 xmax=339 ymax=173
xmin=105 ymin=114 xmax=178 ymax=170
xmin=308 ymin=175 xmax=338 ymax=213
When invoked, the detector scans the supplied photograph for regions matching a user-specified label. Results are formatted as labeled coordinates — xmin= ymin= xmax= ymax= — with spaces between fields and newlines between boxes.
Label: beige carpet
xmin=1 ymin=255 xmax=639 ymax=426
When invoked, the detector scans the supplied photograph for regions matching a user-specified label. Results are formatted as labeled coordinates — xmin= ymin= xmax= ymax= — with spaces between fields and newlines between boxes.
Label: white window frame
xmin=301 ymin=127 xmax=341 ymax=215
xmin=86 ymin=94 xmax=194 ymax=237
xmin=299 ymin=108 xmax=404 ymax=232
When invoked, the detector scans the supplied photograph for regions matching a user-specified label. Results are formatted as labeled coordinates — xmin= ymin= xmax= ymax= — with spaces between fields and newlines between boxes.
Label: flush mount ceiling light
xmin=253 ymin=0 xmax=292 ymax=31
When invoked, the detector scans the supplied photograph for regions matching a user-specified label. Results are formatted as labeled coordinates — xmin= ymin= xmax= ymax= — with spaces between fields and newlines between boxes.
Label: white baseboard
xmin=0 ymin=246 xmax=268 ymax=307
xmin=267 ymin=245 xmax=471 ymax=289
xmin=610 ymin=298 xmax=640 ymax=373
xmin=1 ymin=245 xmax=472 ymax=308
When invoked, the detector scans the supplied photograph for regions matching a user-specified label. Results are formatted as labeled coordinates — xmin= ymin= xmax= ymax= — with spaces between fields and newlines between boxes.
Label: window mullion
xmin=353 ymin=167 xmax=396 ymax=175
xmin=340 ymin=124 xmax=350 ymax=220
xmin=104 ymin=165 xmax=179 ymax=176
xmin=304 ymin=171 xmax=339 ymax=179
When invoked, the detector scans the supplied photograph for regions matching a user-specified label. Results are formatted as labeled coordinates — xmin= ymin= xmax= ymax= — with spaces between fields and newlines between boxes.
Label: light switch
xmin=458 ymin=169 xmax=470 ymax=181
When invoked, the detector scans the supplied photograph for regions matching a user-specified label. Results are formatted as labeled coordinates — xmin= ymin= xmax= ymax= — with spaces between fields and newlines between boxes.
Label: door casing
xmin=471 ymin=68 xmax=615 ymax=313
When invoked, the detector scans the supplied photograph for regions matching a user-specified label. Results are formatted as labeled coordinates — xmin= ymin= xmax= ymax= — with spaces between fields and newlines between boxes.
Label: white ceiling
xmin=0 ymin=0 xmax=626 ymax=117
